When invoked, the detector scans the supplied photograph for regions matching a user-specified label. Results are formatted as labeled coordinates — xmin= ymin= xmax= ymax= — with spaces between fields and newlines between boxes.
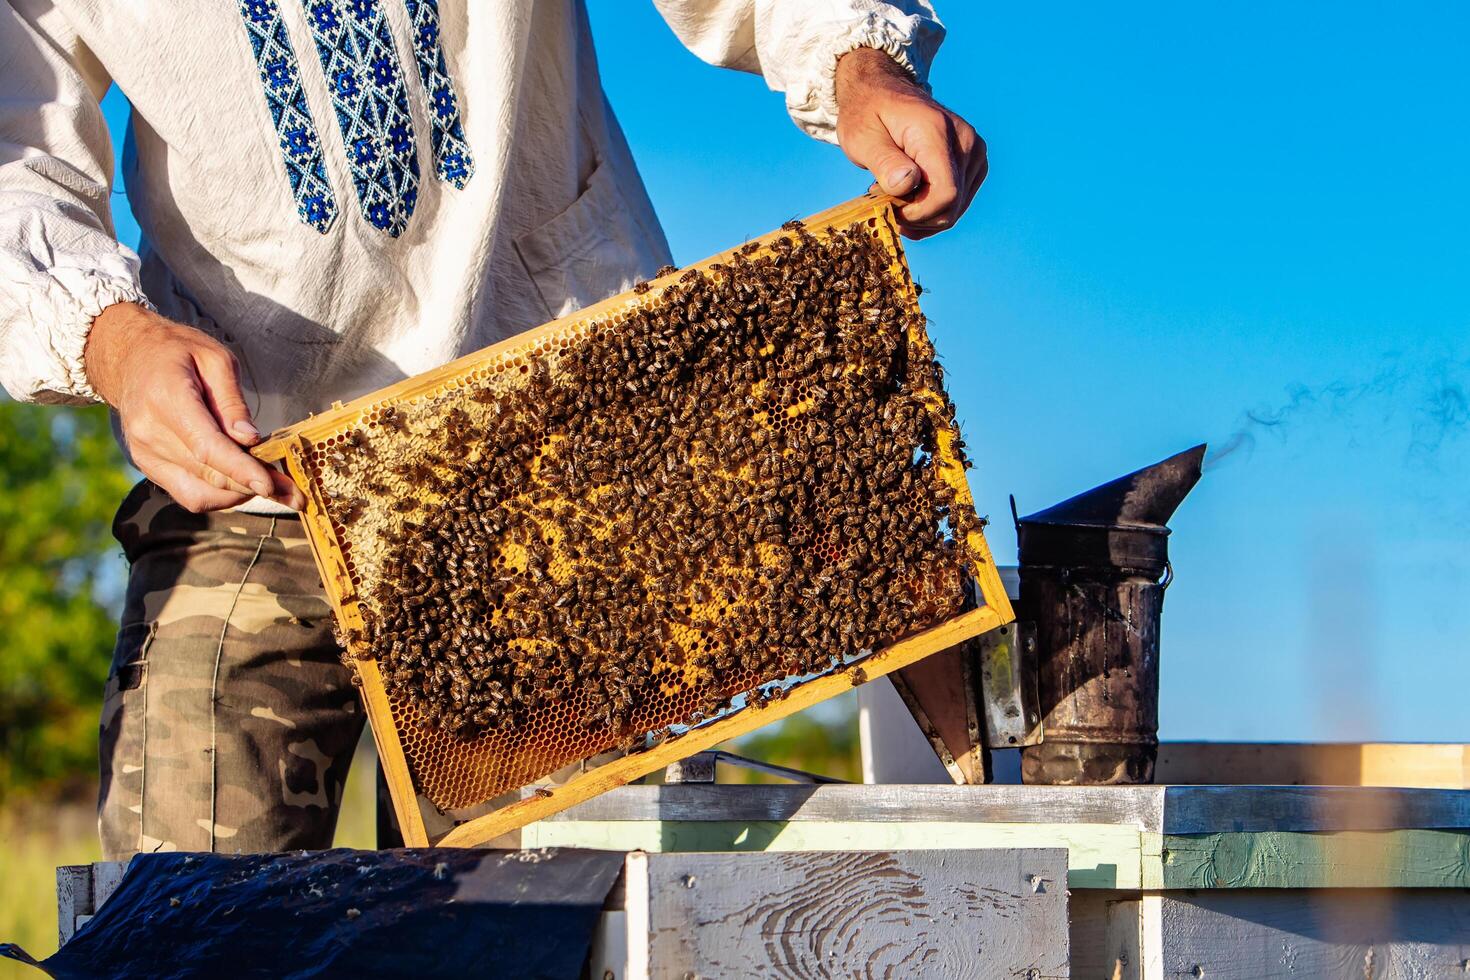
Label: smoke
xmin=1204 ymin=353 xmax=1470 ymax=471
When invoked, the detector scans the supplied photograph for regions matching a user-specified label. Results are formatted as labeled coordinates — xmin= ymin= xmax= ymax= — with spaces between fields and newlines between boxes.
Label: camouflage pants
xmin=99 ymin=481 xmax=364 ymax=860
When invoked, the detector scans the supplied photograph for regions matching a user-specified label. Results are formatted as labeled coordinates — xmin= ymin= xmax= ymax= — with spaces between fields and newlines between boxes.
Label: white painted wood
xmin=587 ymin=910 xmax=629 ymax=980
xmin=55 ymin=865 xmax=92 ymax=947
xmin=1157 ymin=890 xmax=1470 ymax=979
xmin=1140 ymin=895 xmax=1164 ymax=980
xmin=545 ymin=783 xmax=1168 ymax=829
xmin=858 ymin=676 xmax=954 ymax=784
xmin=624 ymin=851 xmax=650 ymax=980
xmin=91 ymin=861 xmax=127 ymax=907
xmin=56 ymin=860 xmax=129 ymax=947
xmin=541 ymin=783 xmax=1470 ymax=835
xmin=641 ymin=849 xmax=1070 ymax=979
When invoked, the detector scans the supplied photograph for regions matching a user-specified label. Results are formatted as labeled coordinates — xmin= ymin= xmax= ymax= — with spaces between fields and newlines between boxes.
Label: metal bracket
xmin=976 ymin=621 xmax=1043 ymax=748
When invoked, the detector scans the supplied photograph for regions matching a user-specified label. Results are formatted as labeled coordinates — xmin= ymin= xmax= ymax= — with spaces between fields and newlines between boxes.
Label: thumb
xmin=847 ymin=122 xmax=923 ymax=198
xmin=193 ymin=346 xmax=260 ymax=446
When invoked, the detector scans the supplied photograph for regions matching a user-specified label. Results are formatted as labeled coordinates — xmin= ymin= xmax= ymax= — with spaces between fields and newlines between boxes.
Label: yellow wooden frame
xmin=254 ymin=193 xmax=1014 ymax=847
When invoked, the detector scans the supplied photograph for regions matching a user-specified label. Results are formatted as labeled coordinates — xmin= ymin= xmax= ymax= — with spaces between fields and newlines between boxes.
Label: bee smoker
xmin=1015 ymin=445 xmax=1205 ymax=785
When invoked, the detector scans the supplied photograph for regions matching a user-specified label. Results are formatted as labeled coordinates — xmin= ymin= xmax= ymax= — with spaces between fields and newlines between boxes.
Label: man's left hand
xmin=834 ymin=47 xmax=987 ymax=239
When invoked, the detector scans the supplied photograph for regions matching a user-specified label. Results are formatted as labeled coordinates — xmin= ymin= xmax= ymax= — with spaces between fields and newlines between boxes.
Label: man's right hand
xmin=84 ymin=302 xmax=304 ymax=513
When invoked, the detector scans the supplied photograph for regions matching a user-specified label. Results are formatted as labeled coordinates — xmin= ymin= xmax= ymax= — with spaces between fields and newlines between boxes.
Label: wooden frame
xmin=252 ymin=193 xmax=1015 ymax=847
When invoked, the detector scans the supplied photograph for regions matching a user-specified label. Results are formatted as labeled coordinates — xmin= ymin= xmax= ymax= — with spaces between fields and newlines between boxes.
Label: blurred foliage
xmin=722 ymin=694 xmax=861 ymax=783
xmin=0 ymin=401 xmax=133 ymax=800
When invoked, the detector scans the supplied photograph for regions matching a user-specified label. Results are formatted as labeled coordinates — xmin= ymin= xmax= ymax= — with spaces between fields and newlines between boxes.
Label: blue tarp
xmin=1 ymin=847 xmax=624 ymax=979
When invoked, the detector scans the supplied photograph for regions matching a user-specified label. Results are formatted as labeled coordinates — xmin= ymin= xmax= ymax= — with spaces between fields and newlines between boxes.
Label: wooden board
xmin=891 ymin=646 xmax=985 ymax=783
xmin=1157 ymin=889 xmax=1470 ymax=980
xmin=635 ymin=849 xmax=1070 ymax=979
xmin=526 ymin=819 xmax=1149 ymax=890
xmin=1158 ymin=830 xmax=1470 ymax=890
xmin=533 ymin=783 xmax=1470 ymax=835
xmin=1156 ymin=742 xmax=1470 ymax=789
xmin=1067 ymin=891 xmax=1142 ymax=980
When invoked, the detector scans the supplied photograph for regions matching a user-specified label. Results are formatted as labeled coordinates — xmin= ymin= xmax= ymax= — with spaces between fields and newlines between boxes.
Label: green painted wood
xmin=1160 ymin=830 xmax=1470 ymax=889
xmin=525 ymin=819 xmax=1143 ymax=888
xmin=524 ymin=819 xmax=1470 ymax=891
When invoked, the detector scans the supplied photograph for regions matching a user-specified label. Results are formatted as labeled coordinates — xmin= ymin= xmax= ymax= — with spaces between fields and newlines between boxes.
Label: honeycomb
xmin=273 ymin=198 xmax=990 ymax=816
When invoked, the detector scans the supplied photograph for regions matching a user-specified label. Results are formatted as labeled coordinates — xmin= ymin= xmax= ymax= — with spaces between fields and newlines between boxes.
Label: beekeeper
xmin=0 ymin=0 xmax=985 ymax=858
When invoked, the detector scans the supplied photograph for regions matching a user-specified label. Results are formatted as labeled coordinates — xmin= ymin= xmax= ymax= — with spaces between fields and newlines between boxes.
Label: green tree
xmin=0 ymin=400 xmax=133 ymax=800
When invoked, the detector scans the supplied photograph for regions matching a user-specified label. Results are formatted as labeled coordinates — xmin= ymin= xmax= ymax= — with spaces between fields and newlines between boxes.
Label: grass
xmin=0 ymin=800 xmax=101 ymax=978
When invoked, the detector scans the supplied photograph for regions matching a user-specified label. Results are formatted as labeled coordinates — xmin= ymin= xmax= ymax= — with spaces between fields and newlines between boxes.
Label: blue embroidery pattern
xmin=237 ymin=0 xmax=338 ymax=232
xmin=403 ymin=0 xmax=474 ymax=187
xmin=301 ymin=0 xmax=420 ymax=237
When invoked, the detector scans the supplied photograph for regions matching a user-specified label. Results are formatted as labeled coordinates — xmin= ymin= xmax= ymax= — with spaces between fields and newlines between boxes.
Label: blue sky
xmin=100 ymin=3 xmax=1470 ymax=742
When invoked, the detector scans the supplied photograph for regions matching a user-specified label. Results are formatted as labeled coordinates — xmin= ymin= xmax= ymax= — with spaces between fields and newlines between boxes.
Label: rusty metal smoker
xmin=1015 ymin=445 xmax=1206 ymax=785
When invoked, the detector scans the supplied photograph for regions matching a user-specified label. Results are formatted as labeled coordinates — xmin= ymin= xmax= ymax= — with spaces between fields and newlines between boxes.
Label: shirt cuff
xmin=785 ymin=10 xmax=946 ymax=144
xmin=33 ymin=265 xmax=151 ymax=404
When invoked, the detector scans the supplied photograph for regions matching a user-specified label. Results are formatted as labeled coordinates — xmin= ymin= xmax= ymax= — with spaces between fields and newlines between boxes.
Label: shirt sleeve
xmin=650 ymin=0 xmax=945 ymax=144
xmin=0 ymin=2 xmax=149 ymax=405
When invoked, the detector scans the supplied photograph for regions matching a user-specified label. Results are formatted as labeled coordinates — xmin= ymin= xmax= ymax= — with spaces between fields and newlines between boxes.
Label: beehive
xmin=254 ymin=194 xmax=1013 ymax=846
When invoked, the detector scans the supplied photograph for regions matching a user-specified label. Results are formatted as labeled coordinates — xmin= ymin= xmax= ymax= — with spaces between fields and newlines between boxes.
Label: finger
xmin=894 ymin=113 xmax=963 ymax=229
xmin=955 ymin=130 xmax=989 ymax=222
xmin=843 ymin=119 xmax=923 ymax=198
xmin=267 ymin=468 xmax=307 ymax=511
xmin=141 ymin=455 xmax=253 ymax=513
xmin=193 ymin=345 xmax=261 ymax=447
xmin=166 ymin=376 xmax=280 ymax=499
xmin=201 ymin=463 xmax=257 ymax=497
xmin=145 ymin=423 xmax=258 ymax=497
xmin=901 ymin=155 xmax=983 ymax=241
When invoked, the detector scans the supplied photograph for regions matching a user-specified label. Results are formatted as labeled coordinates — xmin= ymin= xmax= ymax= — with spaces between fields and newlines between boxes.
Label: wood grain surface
xmin=1158 ymin=889 xmax=1470 ymax=979
xmin=640 ymin=849 xmax=1069 ymax=979
xmin=1160 ymin=829 xmax=1470 ymax=890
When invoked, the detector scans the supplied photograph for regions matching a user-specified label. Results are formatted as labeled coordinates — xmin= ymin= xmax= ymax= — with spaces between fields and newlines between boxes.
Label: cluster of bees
xmin=321 ymin=218 xmax=983 ymax=742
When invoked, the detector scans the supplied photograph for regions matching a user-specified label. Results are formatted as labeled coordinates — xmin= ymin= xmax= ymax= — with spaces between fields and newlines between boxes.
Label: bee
xmin=379 ymin=406 xmax=409 ymax=434
xmin=336 ymin=497 xmax=368 ymax=525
